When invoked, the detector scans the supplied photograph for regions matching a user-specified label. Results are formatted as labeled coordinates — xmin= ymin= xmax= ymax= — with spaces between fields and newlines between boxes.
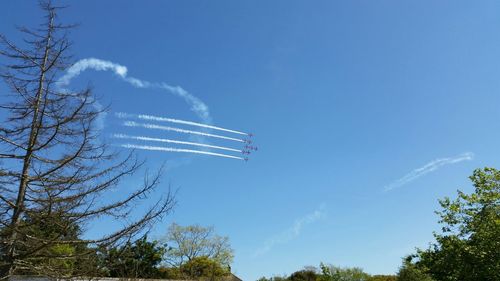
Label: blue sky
xmin=2 ymin=1 xmax=500 ymax=280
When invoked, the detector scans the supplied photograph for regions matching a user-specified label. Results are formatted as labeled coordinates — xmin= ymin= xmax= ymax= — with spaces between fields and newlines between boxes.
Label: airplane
xmin=248 ymin=133 xmax=254 ymax=137
xmin=241 ymin=150 xmax=251 ymax=155
xmin=244 ymin=157 xmax=249 ymax=162
xmin=244 ymin=139 xmax=252 ymax=144
xmin=245 ymin=145 xmax=258 ymax=151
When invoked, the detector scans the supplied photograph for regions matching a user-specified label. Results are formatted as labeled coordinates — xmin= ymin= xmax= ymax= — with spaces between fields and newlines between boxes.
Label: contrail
xmin=58 ymin=58 xmax=211 ymax=123
xmin=123 ymin=121 xmax=245 ymax=143
xmin=112 ymin=134 xmax=242 ymax=153
xmin=120 ymin=143 xmax=244 ymax=160
xmin=253 ymin=204 xmax=326 ymax=257
xmin=116 ymin=112 xmax=248 ymax=136
xmin=384 ymin=152 xmax=474 ymax=191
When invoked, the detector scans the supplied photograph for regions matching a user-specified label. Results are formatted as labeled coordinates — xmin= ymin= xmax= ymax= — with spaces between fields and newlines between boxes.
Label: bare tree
xmin=164 ymin=223 xmax=234 ymax=268
xmin=0 ymin=2 xmax=175 ymax=278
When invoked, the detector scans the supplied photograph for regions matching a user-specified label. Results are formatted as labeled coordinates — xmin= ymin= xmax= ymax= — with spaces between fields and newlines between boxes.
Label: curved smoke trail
xmin=58 ymin=58 xmax=211 ymax=123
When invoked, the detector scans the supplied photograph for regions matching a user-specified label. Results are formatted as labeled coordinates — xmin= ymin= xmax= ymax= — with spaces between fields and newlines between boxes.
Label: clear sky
xmin=2 ymin=1 xmax=500 ymax=280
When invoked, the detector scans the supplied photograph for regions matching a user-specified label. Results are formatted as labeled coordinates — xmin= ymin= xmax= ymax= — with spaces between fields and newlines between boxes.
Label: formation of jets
xmin=242 ymin=133 xmax=256 ymax=161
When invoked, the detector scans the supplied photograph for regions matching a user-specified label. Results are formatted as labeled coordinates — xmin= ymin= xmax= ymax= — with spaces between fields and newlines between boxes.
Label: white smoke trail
xmin=123 ymin=121 xmax=245 ymax=143
xmin=116 ymin=112 xmax=248 ymax=136
xmin=58 ymin=58 xmax=211 ymax=122
xmin=112 ymin=134 xmax=242 ymax=153
xmin=253 ymin=204 xmax=327 ymax=257
xmin=384 ymin=152 xmax=474 ymax=191
xmin=120 ymin=143 xmax=244 ymax=160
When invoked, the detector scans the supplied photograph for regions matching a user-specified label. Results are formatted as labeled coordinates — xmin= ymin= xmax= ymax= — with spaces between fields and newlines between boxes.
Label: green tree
xmin=367 ymin=275 xmax=396 ymax=281
xmin=179 ymin=256 xmax=230 ymax=280
xmin=256 ymin=276 xmax=287 ymax=281
xmin=158 ymin=266 xmax=183 ymax=279
xmin=319 ymin=263 xmax=370 ymax=281
xmin=289 ymin=269 xmax=319 ymax=281
xmin=5 ymin=215 xmax=89 ymax=276
xmin=164 ymin=223 xmax=234 ymax=267
xmin=407 ymin=167 xmax=500 ymax=281
xmin=99 ymin=236 xmax=166 ymax=278
xmin=396 ymin=259 xmax=434 ymax=281
xmin=0 ymin=212 xmax=99 ymax=277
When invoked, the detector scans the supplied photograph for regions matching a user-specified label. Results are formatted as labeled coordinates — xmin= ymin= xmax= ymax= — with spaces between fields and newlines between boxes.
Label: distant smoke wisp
xmin=58 ymin=58 xmax=211 ymax=123
xmin=384 ymin=152 xmax=474 ymax=191
xmin=253 ymin=205 xmax=326 ymax=257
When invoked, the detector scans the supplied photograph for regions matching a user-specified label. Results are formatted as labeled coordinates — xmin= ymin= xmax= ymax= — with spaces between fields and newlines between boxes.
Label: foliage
xmin=258 ymin=264 xmax=376 ymax=281
xmin=158 ymin=266 xmax=183 ymax=279
xmin=0 ymin=214 xmax=97 ymax=277
xmin=0 ymin=1 xmax=174 ymax=278
xmin=366 ymin=275 xmax=396 ymax=281
xmin=288 ymin=269 xmax=319 ymax=281
xmin=164 ymin=223 xmax=234 ymax=267
xmin=179 ymin=256 xmax=230 ymax=280
xmin=95 ymin=228 xmax=233 ymax=280
xmin=406 ymin=167 xmax=500 ymax=281
xmin=396 ymin=259 xmax=434 ymax=281
xmin=319 ymin=263 xmax=370 ymax=281
xmin=256 ymin=276 xmax=288 ymax=281
xmin=98 ymin=236 xmax=166 ymax=278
